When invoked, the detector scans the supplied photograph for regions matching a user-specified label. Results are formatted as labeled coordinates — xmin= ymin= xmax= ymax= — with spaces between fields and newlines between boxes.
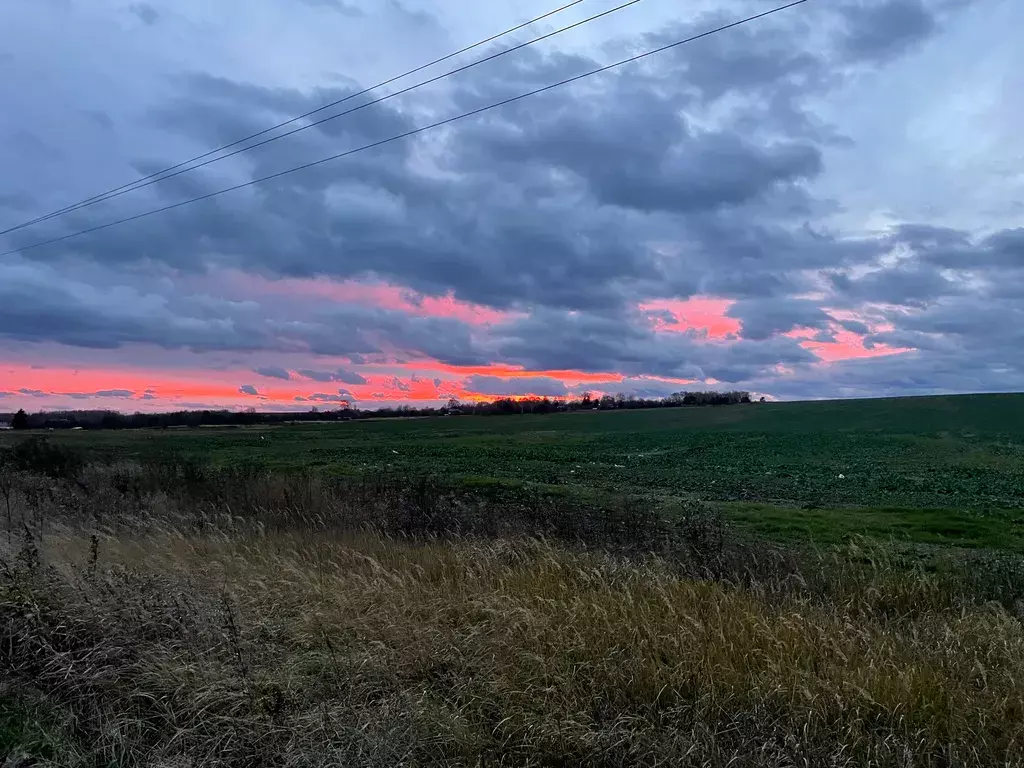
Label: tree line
xmin=0 ymin=391 xmax=755 ymax=431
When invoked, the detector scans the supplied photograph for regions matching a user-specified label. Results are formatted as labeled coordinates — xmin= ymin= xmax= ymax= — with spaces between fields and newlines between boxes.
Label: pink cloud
xmin=800 ymin=329 xmax=911 ymax=363
xmin=784 ymin=309 xmax=913 ymax=362
xmin=640 ymin=297 xmax=741 ymax=339
xmin=226 ymin=273 xmax=518 ymax=326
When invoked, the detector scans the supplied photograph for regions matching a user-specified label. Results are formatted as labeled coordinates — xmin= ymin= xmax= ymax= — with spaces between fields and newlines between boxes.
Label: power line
xmin=0 ymin=0 xmax=643 ymax=235
xmin=0 ymin=0 xmax=586 ymax=237
xmin=2 ymin=0 xmax=811 ymax=258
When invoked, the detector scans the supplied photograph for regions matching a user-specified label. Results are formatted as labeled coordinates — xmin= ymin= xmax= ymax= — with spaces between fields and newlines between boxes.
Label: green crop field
xmin=6 ymin=394 xmax=1024 ymax=766
xmin=6 ymin=392 xmax=1024 ymax=551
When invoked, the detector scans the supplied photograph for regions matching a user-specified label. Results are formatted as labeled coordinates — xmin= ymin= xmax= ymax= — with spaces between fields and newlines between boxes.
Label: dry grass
xmin=2 ymin=466 xmax=1024 ymax=766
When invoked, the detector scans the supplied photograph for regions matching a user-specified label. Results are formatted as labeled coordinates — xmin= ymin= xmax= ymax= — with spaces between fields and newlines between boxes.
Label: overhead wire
xmin=0 ymin=0 xmax=587 ymax=236
xmin=0 ymin=0 xmax=645 ymax=235
xmin=1 ymin=0 xmax=811 ymax=258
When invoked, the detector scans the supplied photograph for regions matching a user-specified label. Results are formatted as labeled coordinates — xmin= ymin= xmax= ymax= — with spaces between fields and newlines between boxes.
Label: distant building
xmin=0 ymin=421 xmax=10 ymax=430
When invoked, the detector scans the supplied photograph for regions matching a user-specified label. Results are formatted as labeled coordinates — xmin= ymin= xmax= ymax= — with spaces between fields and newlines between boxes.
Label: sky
xmin=0 ymin=0 xmax=1021 ymax=412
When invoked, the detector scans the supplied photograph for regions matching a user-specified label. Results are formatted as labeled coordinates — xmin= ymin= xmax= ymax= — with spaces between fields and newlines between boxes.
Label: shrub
xmin=7 ymin=438 xmax=83 ymax=481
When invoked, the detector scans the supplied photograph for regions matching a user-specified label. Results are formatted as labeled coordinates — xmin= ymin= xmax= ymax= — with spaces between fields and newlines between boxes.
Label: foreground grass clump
xmin=4 ymin=506 xmax=1024 ymax=766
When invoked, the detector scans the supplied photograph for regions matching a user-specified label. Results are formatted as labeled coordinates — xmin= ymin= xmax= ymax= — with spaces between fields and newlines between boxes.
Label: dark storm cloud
xmin=448 ymin=44 xmax=827 ymax=217
xmin=0 ymin=259 xmax=496 ymax=365
xmin=910 ymin=227 xmax=1024 ymax=271
xmin=838 ymin=0 xmax=936 ymax=62
xmin=886 ymin=224 xmax=1021 ymax=269
xmin=0 ymin=261 xmax=267 ymax=352
xmin=296 ymin=368 xmax=367 ymax=384
xmin=150 ymin=73 xmax=415 ymax=153
xmin=886 ymin=298 xmax=1024 ymax=340
xmin=821 ymin=225 xmax=1024 ymax=309
xmin=128 ymin=3 xmax=160 ymax=25
xmin=746 ymin=333 xmax=1024 ymax=401
xmin=829 ymin=264 xmax=964 ymax=305
xmin=254 ymin=366 xmax=292 ymax=380
xmin=697 ymin=269 xmax=813 ymax=300
xmin=982 ymin=229 xmax=1024 ymax=267
xmin=7 ymin=7 xmax=848 ymax=315
xmin=463 ymin=375 xmax=569 ymax=398
xmin=296 ymin=369 xmax=337 ymax=383
xmin=838 ymin=318 xmax=871 ymax=335
xmin=62 ymin=389 xmax=137 ymax=400
xmin=0 ymin=0 xmax=1008 ymax=404
xmin=727 ymin=298 xmax=832 ymax=340
xmin=294 ymin=391 xmax=353 ymax=403
xmin=334 ymin=368 xmax=368 ymax=385
xmin=492 ymin=307 xmax=817 ymax=382
xmin=467 ymin=106 xmax=823 ymax=215
xmin=642 ymin=12 xmax=830 ymax=106
xmin=291 ymin=307 xmax=491 ymax=366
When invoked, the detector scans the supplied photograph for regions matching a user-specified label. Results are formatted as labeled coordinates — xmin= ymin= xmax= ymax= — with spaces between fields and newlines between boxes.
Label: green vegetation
xmin=4 ymin=394 xmax=1024 ymax=764
xmin=7 ymin=393 xmax=1024 ymax=552
xmin=2 ymin=461 xmax=1024 ymax=766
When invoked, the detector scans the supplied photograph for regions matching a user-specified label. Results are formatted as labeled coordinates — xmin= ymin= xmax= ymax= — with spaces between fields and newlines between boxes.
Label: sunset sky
xmin=1 ymin=0 xmax=1021 ymax=412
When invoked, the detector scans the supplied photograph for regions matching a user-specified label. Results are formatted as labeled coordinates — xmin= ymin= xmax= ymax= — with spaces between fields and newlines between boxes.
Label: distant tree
xmin=447 ymin=398 xmax=461 ymax=412
xmin=101 ymin=412 xmax=125 ymax=430
xmin=11 ymin=409 xmax=28 ymax=430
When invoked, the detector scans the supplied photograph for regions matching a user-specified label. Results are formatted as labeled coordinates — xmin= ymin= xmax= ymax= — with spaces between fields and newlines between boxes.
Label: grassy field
xmin=4 ymin=395 xmax=1024 ymax=765
xmin=3 ymin=464 xmax=1024 ymax=766
xmin=10 ymin=393 xmax=1024 ymax=552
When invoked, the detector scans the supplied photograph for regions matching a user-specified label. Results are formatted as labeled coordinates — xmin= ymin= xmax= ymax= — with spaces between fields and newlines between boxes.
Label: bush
xmin=6 ymin=438 xmax=83 ymax=481
xmin=3 ymin=514 xmax=1024 ymax=766
xmin=5 ymin=460 xmax=1024 ymax=764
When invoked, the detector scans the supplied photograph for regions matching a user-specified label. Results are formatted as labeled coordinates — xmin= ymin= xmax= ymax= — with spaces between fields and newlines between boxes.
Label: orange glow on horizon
xmin=0 ymin=299 xmax=916 ymax=411
xmin=0 ymin=362 xmax=652 ymax=409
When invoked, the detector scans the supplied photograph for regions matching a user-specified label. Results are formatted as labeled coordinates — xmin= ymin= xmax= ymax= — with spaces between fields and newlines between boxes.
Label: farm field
xmin=8 ymin=392 xmax=1024 ymax=552
xmin=5 ymin=394 xmax=1024 ymax=765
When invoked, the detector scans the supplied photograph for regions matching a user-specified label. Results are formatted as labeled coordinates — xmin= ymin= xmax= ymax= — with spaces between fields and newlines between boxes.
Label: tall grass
xmin=2 ymin=460 xmax=1024 ymax=766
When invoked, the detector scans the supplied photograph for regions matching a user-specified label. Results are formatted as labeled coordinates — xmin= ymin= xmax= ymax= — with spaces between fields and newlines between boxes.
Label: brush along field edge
xmin=3 ymin=512 xmax=1024 ymax=765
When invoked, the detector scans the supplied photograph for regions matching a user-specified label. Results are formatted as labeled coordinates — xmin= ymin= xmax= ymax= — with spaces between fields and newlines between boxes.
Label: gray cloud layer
xmin=0 ymin=0 xmax=1019 ymax=404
